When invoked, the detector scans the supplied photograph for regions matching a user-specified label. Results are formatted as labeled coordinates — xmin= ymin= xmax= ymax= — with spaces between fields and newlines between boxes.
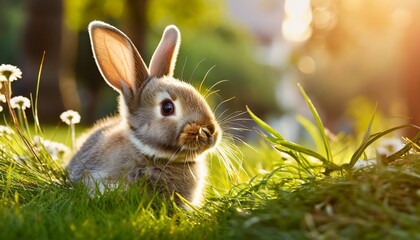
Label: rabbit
xmin=66 ymin=21 xmax=221 ymax=207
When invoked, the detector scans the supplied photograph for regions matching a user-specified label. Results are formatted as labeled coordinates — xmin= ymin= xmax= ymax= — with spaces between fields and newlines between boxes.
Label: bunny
xmin=66 ymin=21 xmax=221 ymax=207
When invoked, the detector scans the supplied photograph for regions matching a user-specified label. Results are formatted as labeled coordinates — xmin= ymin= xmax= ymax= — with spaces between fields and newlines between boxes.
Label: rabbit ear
xmin=149 ymin=25 xmax=180 ymax=78
xmin=88 ymin=21 xmax=149 ymax=95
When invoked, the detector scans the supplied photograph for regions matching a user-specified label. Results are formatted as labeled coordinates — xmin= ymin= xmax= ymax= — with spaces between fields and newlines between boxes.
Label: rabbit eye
xmin=160 ymin=99 xmax=175 ymax=116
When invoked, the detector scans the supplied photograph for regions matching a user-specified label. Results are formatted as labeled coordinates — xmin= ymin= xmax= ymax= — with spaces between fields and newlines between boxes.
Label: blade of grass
xmin=360 ymin=107 xmax=376 ymax=147
xmin=297 ymin=84 xmax=333 ymax=163
xmin=275 ymin=149 xmax=314 ymax=177
xmin=349 ymin=124 xmax=411 ymax=168
xmin=33 ymin=51 xmax=45 ymax=134
xmin=296 ymin=114 xmax=323 ymax=152
xmin=2 ymin=163 xmax=14 ymax=199
xmin=246 ymin=105 xmax=284 ymax=140
xmin=275 ymin=141 xmax=339 ymax=170
xmin=346 ymin=110 xmax=376 ymax=168
xmin=384 ymin=131 xmax=420 ymax=164
xmin=272 ymin=140 xmax=327 ymax=162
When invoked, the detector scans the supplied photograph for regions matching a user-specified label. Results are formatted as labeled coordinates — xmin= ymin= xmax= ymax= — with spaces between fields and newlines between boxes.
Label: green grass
xmin=0 ymin=148 xmax=419 ymax=239
xmin=1 ymin=71 xmax=420 ymax=239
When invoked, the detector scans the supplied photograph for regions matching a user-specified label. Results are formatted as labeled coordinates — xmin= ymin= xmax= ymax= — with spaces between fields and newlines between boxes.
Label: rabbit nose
xmin=200 ymin=127 xmax=212 ymax=139
xmin=205 ymin=121 xmax=217 ymax=136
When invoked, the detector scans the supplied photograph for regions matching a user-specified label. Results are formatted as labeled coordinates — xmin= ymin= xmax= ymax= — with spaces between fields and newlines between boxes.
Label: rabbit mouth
xmin=178 ymin=122 xmax=219 ymax=153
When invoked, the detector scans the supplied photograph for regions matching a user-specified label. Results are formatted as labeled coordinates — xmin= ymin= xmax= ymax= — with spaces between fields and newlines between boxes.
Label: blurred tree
xmin=0 ymin=0 xmax=25 ymax=64
xmin=17 ymin=0 xmax=64 ymax=123
xmin=147 ymin=0 xmax=223 ymax=31
xmin=401 ymin=4 xmax=420 ymax=137
xmin=125 ymin=0 xmax=148 ymax=53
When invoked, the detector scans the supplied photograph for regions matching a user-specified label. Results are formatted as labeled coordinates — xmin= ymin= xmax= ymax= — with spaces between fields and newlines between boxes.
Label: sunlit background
xmin=1 ymin=0 xmax=419 ymax=139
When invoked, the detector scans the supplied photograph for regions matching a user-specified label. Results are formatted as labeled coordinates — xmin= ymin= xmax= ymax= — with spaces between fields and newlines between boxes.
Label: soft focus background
xmin=1 ymin=0 xmax=419 ymax=139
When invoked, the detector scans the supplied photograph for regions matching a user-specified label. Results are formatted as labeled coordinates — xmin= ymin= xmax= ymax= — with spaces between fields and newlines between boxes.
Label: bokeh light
xmin=282 ymin=0 xmax=313 ymax=42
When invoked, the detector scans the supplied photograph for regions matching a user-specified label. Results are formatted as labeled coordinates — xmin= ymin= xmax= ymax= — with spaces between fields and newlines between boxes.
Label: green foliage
xmin=64 ymin=0 xmax=125 ymax=30
xmin=147 ymin=0 xmax=224 ymax=30
xmin=64 ymin=0 xmax=224 ymax=31
xmin=0 ymin=0 xmax=25 ymax=63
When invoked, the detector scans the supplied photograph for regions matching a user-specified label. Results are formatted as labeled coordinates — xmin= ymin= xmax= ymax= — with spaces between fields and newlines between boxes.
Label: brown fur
xmin=67 ymin=117 xmax=206 ymax=204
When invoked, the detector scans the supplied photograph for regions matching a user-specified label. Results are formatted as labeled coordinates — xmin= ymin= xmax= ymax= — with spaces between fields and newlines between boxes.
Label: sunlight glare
xmin=313 ymin=8 xmax=334 ymax=29
xmin=285 ymin=0 xmax=311 ymax=17
xmin=282 ymin=0 xmax=313 ymax=42
xmin=391 ymin=8 xmax=412 ymax=29
xmin=342 ymin=0 xmax=361 ymax=12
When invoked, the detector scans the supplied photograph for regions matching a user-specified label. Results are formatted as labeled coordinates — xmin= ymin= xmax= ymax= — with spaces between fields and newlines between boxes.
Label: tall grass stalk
xmin=297 ymin=83 xmax=333 ymax=163
xmin=32 ymin=51 xmax=45 ymax=135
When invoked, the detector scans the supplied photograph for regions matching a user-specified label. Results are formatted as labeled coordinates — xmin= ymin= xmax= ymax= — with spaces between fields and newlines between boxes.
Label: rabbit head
xmin=88 ymin=21 xmax=221 ymax=161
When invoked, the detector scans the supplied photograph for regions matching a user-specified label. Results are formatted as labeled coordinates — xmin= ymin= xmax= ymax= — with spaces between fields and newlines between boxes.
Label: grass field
xmin=1 ymin=143 xmax=419 ymax=240
xmin=1 ymin=67 xmax=420 ymax=239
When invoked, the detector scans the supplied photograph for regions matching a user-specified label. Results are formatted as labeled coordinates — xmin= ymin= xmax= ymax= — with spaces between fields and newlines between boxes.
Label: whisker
xmin=215 ymin=109 xmax=230 ymax=123
xmin=222 ymin=125 xmax=251 ymax=131
xmin=204 ymin=89 xmax=221 ymax=100
xmin=217 ymin=111 xmax=248 ymax=125
xmin=199 ymin=65 xmax=217 ymax=93
xmin=203 ymin=79 xmax=229 ymax=99
xmin=213 ymin=97 xmax=235 ymax=115
xmin=224 ymin=131 xmax=257 ymax=153
xmin=214 ymin=141 xmax=244 ymax=180
xmin=181 ymin=57 xmax=188 ymax=80
xmin=189 ymin=58 xmax=206 ymax=84
xmin=218 ymin=117 xmax=252 ymax=137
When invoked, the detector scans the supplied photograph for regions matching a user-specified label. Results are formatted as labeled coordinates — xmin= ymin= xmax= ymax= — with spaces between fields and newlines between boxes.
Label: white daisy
xmin=0 ymin=94 xmax=5 ymax=112
xmin=60 ymin=110 xmax=81 ymax=125
xmin=13 ymin=155 xmax=30 ymax=164
xmin=43 ymin=139 xmax=70 ymax=160
xmin=0 ymin=64 xmax=22 ymax=82
xmin=33 ymin=135 xmax=70 ymax=160
xmin=0 ymin=125 xmax=15 ymax=136
xmin=10 ymin=96 xmax=31 ymax=110
xmin=32 ymin=135 xmax=45 ymax=148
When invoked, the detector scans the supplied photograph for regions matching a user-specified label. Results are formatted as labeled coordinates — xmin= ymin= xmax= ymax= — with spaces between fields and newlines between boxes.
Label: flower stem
xmin=22 ymin=110 xmax=31 ymax=136
xmin=17 ymin=109 xmax=24 ymax=130
xmin=71 ymin=123 xmax=76 ymax=152
xmin=5 ymin=81 xmax=18 ymax=126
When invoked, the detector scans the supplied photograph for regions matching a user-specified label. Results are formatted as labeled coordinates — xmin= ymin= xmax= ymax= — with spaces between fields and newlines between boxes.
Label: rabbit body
xmin=67 ymin=116 xmax=206 ymax=204
xmin=66 ymin=21 xmax=220 ymax=206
